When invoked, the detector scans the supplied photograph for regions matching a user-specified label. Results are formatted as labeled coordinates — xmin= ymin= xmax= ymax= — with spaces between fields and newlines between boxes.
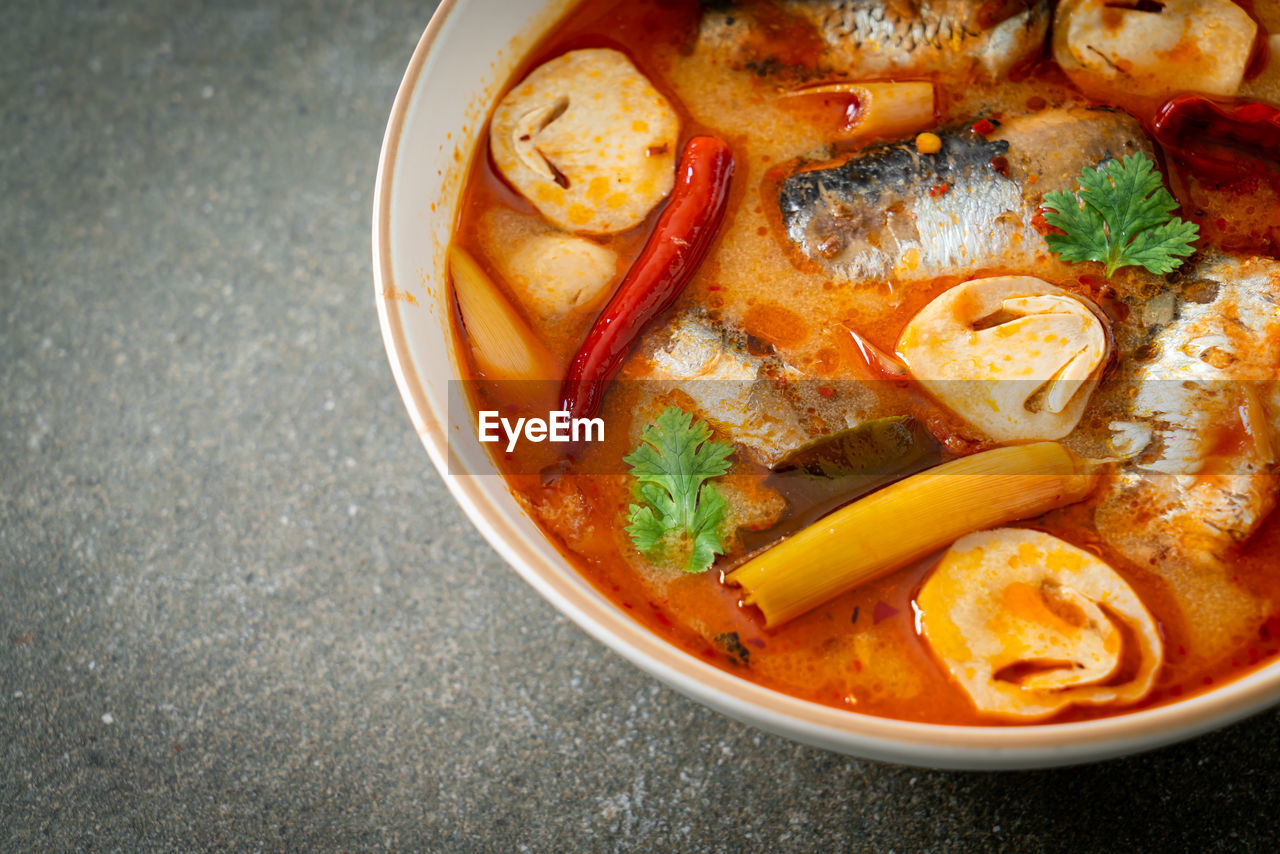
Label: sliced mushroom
xmin=490 ymin=49 xmax=680 ymax=235
xmin=1053 ymin=0 xmax=1257 ymax=108
xmin=896 ymin=276 xmax=1109 ymax=442
xmin=916 ymin=528 xmax=1163 ymax=721
xmin=505 ymin=233 xmax=617 ymax=319
xmin=479 ymin=211 xmax=619 ymax=322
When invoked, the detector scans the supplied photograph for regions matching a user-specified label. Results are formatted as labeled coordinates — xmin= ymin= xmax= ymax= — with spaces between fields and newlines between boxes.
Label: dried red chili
xmin=971 ymin=118 xmax=995 ymax=136
xmin=559 ymin=135 xmax=735 ymax=422
xmin=1151 ymin=94 xmax=1280 ymax=182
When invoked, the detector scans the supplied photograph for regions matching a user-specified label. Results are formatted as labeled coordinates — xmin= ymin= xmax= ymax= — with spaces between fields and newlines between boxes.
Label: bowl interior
xmin=373 ymin=0 xmax=1280 ymax=768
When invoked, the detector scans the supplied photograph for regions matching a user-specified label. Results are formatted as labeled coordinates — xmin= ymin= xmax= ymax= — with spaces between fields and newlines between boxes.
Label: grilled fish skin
xmin=778 ymin=107 xmax=1151 ymax=287
xmin=698 ymin=0 xmax=1050 ymax=80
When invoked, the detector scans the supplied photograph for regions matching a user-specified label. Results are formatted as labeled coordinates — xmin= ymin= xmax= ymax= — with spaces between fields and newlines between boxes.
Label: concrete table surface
xmin=3 ymin=0 xmax=1280 ymax=850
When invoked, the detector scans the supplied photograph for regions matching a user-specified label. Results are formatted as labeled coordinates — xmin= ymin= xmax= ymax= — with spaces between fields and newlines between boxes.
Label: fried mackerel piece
xmin=777 ymin=107 xmax=1151 ymax=286
xmin=697 ymin=0 xmax=1050 ymax=80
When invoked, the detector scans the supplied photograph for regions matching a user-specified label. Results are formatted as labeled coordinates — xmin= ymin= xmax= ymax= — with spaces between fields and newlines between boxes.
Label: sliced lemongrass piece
xmin=449 ymin=244 xmax=555 ymax=381
xmin=781 ymin=81 xmax=935 ymax=140
xmin=845 ymin=327 xmax=909 ymax=379
xmin=726 ymin=442 xmax=1098 ymax=627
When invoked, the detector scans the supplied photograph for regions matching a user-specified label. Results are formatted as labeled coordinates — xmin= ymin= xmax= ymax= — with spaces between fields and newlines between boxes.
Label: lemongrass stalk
xmin=449 ymin=244 xmax=554 ymax=381
xmin=727 ymin=442 xmax=1097 ymax=627
xmin=782 ymin=81 xmax=935 ymax=140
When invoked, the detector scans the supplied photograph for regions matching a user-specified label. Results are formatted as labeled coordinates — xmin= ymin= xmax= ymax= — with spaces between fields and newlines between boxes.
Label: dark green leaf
xmin=1040 ymin=152 xmax=1199 ymax=278
xmin=624 ymin=407 xmax=734 ymax=573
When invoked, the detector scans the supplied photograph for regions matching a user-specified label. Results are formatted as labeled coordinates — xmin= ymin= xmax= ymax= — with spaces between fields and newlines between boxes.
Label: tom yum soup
xmin=447 ymin=0 xmax=1280 ymax=724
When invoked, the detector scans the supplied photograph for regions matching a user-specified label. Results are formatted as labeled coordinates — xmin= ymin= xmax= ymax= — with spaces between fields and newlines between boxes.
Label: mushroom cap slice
xmin=1054 ymin=0 xmax=1256 ymax=104
xmin=896 ymin=276 xmax=1109 ymax=442
xmin=504 ymin=233 xmax=617 ymax=320
xmin=478 ymin=211 xmax=619 ymax=322
xmin=490 ymin=48 xmax=680 ymax=235
xmin=916 ymin=528 xmax=1163 ymax=721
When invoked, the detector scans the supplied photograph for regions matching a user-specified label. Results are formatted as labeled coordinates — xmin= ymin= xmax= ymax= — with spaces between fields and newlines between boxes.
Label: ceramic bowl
xmin=372 ymin=0 xmax=1280 ymax=769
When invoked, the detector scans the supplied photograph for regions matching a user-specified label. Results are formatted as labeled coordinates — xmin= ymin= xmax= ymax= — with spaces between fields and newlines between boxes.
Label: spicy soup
xmin=447 ymin=0 xmax=1280 ymax=725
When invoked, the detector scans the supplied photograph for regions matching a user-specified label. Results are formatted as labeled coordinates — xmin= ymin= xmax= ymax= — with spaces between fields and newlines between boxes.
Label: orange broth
xmin=449 ymin=0 xmax=1280 ymax=725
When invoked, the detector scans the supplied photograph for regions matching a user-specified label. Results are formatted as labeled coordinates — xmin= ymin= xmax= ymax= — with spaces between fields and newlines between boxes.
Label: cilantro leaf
xmin=686 ymin=484 xmax=728 ymax=574
xmin=1041 ymin=152 xmax=1198 ymax=278
xmin=1120 ymin=217 xmax=1203 ymax=276
xmin=624 ymin=504 xmax=666 ymax=553
xmin=1043 ymin=190 xmax=1108 ymax=264
xmin=624 ymin=407 xmax=733 ymax=573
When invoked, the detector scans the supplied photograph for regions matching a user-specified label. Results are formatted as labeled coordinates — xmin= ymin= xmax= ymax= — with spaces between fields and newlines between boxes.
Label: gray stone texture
xmin=3 ymin=0 xmax=1279 ymax=850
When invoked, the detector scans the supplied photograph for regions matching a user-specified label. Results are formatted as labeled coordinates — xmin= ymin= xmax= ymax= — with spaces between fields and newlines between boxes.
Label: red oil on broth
xmin=448 ymin=0 xmax=1280 ymax=725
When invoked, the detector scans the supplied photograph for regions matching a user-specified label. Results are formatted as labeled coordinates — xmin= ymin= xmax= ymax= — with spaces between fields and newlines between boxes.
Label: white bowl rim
xmin=372 ymin=0 xmax=1280 ymax=769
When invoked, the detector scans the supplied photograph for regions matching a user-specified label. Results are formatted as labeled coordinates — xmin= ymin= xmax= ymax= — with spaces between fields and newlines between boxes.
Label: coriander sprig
xmin=624 ymin=407 xmax=733 ymax=574
xmin=1041 ymin=152 xmax=1199 ymax=278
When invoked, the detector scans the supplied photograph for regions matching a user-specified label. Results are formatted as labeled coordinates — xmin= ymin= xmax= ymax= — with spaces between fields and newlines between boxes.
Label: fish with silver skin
xmin=640 ymin=312 xmax=880 ymax=466
xmin=778 ymin=107 xmax=1151 ymax=287
xmin=1096 ymin=253 xmax=1280 ymax=572
xmin=1087 ymin=254 xmax=1280 ymax=665
xmin=698 ymin=0 xmax=1050 ymax=80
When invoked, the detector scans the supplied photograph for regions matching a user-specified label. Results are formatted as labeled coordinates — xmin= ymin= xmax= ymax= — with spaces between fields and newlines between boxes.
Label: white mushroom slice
xmin=916 ymin=528 xmax=1163 ymax=721
xmin=1054 ymin=0 xmax=1257 ymax=105
xmin=896 ymin=276 xmax=1109 ymax=442
xmin=477 ymin=210 xmax=618 ymax=322
xmin=490 ymin=48 xmax=679 ymax=235
xmin=502 ymin=232 xmax=618 ymax=320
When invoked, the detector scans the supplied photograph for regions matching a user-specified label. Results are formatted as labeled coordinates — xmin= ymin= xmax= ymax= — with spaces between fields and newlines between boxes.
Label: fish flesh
xmin=778 ymin=107 xmax=1151 ymax=287
xmin=1091 ymin=253 xmax=1280 ymax=664
xmin=698 ymin=0 xmax=1051 ymax=80
xmin=1096 ymin=253 xmax=1280 ymax=569
xmin=640 ymin=312 xmax=880 ymax=466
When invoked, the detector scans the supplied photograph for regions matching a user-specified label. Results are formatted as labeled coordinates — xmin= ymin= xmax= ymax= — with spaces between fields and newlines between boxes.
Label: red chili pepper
xmin=1030 ymin=207 xmax=1062 ymax=237
xmin=1151 ymin=94 xmax=1280 ymax=182
xmin=559 ymin=136 xmax=735 ymax=422
xmin=971 ymin=118 xmax=995 ymax=136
